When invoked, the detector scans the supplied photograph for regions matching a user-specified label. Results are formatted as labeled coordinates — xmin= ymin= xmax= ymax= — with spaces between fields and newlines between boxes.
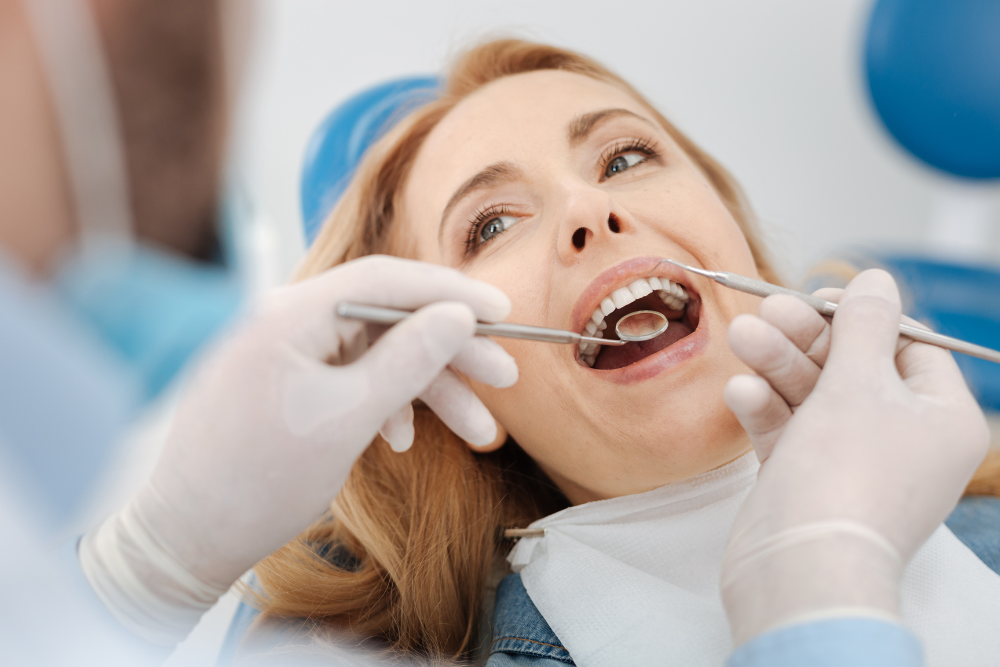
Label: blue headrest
xmin=864 ymin=0 xmax=1000 ymax=178
xmin=300 ymin=76 xmax=442 ymax=246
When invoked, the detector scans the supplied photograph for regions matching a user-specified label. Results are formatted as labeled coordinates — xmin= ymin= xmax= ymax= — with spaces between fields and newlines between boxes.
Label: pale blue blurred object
xmin=54 ymin=242 xmax=243 ymax=402
xmin=300 ymin=76 xmax=440 ymax=246
xmin=865 ymin=0 xmax=1000 ymax=179
xmin=0 ymin=198 xmax=243 ymax=527
xmin=0 ymin=251 xmax=135 ymax=527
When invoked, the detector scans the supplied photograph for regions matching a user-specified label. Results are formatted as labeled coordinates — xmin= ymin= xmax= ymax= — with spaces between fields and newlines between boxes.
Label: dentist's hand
xmin=720 ymin=270 xmax=989 ymax=644
xmin=79 ymin=256 xmax=517 ymax=645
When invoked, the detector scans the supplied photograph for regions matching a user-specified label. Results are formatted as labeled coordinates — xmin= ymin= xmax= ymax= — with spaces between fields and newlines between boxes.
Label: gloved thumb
xmin=356 ymin=300 xmax=477 ymax=421
xmin=826 ymin=269 xmax=902 ymax=374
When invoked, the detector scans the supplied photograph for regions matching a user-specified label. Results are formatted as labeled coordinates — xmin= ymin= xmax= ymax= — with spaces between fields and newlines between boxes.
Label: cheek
xmin=688 ymin=184 xmax=759 ymax=277
xmin=632 ymin=177 xmax=752 ymax=263
xmin=642 ymin=178 xmax=761 ymax=312
xmin=468 ymin=338 xmax=556 ymax=422
xmin=459 ymin=250 xmax=570 ymax=439
xmin=679 ymin=186 xmax=751 ymax=257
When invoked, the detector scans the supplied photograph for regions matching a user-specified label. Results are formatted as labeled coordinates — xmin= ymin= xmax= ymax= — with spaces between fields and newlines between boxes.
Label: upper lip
xmin=570 ymin=256 xmax=700 ymax=335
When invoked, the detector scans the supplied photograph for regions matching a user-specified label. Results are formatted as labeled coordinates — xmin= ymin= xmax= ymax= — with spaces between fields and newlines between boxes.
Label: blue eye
xmin=478 ymin=214 xmax=519 ymax=244
xmin=604 ymin=152 xmax=647 ymax=178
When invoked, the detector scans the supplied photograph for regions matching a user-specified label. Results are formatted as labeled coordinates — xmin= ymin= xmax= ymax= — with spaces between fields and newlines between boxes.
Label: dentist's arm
xmin=77 ymin=256 xmax=517 ymax=647
xmin=721 ymin=270 xmax=989 ymax=667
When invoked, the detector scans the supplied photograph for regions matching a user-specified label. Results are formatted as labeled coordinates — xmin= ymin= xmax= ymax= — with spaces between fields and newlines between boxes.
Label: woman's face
xmin=404 ymin=71 xmax=759 ymax=503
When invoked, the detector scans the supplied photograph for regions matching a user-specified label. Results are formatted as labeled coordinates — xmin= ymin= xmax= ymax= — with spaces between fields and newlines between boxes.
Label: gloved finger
xmin=724 ymin=374 xmax=792 ymax=462
xmin=420 ymin=368 xmax=497 ymax=447
xmin=825 ymin=270 xmax=902 ymax=373
xmin=728 ymin=314 xmax=820 ymax=408
xmin=757 ymin=294 xmax=832 ymax=368
xmin=812 ymin=287 xmax=843 ymax=303
xmin=285 ymin=256 xmax=510 ymax=363
xmin=813 ymin=287 xmax=915 ymax=358
xmin=326 ymin=255 xmax=511 ymax=321
xmin=351 ymin=300 xmax=477 ymax=432
xmin=379 ymin=402 xmax=415 ymax=452
xmin=811 ymin=286 xmax=918 ymax=359
xmin=893 ymin=320 xmax=974 ymax=400
xmin=450 ymin=337 xmax=519 ymax=389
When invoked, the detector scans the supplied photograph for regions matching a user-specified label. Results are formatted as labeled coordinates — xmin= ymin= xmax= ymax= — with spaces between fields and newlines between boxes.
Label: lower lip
xmin=586 ymin=307 xmax=710 ymax=384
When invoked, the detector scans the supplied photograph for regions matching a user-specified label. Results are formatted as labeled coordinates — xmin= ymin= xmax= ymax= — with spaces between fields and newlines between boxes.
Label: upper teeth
xmin=579 ymin=276 xmax=689 ymax=367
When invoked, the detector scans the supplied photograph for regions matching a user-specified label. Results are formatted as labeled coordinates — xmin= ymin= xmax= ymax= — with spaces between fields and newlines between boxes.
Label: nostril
xmin=608 ymin=213 xmax=621 ymax=233
xmin=572 ymin=227 xmax=588 ymax=250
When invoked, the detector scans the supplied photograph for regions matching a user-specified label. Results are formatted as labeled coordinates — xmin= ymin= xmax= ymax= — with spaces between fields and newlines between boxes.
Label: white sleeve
xmin=78 ymin=495 xmax=229 ymax=648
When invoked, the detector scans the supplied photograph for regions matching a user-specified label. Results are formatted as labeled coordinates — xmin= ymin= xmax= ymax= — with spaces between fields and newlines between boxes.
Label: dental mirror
xmin=615 ymin=310 xmax=669 ymax=342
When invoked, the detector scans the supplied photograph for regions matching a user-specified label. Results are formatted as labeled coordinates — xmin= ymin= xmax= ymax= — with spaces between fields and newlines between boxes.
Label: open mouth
xmin=578 ymin=275 xmax=702 ymax=370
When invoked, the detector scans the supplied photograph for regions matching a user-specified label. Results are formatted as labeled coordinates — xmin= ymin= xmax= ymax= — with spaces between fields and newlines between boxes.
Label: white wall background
xmin=233 ymin=0 xmax=1000 ymax=289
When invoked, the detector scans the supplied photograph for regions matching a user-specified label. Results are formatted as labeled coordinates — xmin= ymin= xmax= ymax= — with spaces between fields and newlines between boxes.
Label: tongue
xmin=593 ymin=319 xmax=694 ymax=370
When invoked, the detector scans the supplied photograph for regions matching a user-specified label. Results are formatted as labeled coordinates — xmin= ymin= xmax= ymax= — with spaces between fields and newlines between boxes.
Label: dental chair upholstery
xmin=300 ymin=76 xmax=440 ymax=245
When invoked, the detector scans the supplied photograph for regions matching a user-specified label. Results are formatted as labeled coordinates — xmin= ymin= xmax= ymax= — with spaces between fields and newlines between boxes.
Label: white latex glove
xmin=720 ymin=269 xmax=989 ymax=644
xmin=79 ymin=256 xmax=518 ymax=645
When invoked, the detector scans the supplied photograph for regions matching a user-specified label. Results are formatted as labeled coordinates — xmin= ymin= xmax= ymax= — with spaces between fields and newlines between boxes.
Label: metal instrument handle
xmin=714 ymin=273 xmax=1000 ymax=364
xmin=718 ymin=272 xmax=838 ymax=316
xmin=335 ymin=303 xmax=624 ymax=346
xmin=898 ymin=323 xmax=1000 ymax=364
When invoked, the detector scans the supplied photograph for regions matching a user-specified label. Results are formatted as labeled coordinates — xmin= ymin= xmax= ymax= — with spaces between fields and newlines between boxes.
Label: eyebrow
xmin=439 ymin=161 xmax=525 ymax=238
xmin=568 ymin=108 xmax=655 ymax=146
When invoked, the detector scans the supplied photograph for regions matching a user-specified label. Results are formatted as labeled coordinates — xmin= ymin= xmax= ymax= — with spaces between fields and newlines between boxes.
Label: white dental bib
xmin=508 ymin=453 xmax=1000 ymax=667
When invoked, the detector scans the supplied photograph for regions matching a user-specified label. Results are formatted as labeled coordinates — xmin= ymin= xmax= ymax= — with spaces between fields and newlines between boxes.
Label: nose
xmin=554 ymin=181 xmax=627 ymax=262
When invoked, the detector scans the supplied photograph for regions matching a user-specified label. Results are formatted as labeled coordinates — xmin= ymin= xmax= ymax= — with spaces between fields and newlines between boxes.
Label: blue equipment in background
xmin=864 ymin=0 xmax=1000 ymax=179
xmin=300 ymin=76 xmax=440 ymax=246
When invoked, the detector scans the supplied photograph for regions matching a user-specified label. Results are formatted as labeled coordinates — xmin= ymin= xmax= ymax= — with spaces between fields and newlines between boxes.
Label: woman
xmin=244 ymin=39 xmax=1000 ymax=665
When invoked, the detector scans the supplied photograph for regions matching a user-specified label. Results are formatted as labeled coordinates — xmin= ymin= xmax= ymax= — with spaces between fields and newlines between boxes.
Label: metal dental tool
xmin=616 ymin=310 xmax=669 ymax=341
xmin=336 ymin=302 xmax=628 ymax=346
xmin=656 ymin=259 xmax=1000 ymax=364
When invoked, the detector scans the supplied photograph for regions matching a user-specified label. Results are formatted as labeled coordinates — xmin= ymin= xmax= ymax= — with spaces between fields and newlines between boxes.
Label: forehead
xmin=406 ymin=70 xmax=653 ymax=209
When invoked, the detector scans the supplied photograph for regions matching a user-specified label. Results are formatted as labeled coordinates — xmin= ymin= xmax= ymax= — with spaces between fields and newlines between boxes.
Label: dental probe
xmin=657 ymin=259 xmax=1000 ymax=365
xmin=336 ymin=302 xmax=626 ymax=346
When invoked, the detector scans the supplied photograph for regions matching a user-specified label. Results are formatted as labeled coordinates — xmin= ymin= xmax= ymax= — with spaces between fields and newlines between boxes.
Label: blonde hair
xmin=253 ymin=39 xmax=780 ymax=661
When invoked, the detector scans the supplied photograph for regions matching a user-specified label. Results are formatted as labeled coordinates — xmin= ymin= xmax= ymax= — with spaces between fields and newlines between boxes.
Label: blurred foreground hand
xmin=79 ymin=256 xmax=517 ymax=645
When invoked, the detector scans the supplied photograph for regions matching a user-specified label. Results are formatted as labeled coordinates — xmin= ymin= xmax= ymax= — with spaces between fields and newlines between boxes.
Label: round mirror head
xmin=615 ymin=310 xmax=669 ymax=342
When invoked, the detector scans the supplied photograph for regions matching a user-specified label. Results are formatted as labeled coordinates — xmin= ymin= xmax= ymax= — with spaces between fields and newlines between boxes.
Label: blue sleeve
xmin=727 ymin=618 xmax=922 ymax=667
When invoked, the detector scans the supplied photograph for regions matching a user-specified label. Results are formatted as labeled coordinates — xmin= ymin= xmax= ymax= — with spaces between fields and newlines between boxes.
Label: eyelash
xmin=598 ymin=138 xmax=659 ymax=178
xmin=462 ymin=138 xmax=661 ymax=256
xmin=465 ymin=203 xmax=513 ymax=255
